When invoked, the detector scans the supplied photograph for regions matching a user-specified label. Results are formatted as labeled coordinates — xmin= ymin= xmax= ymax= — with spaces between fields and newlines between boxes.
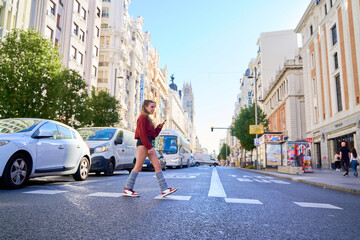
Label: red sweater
xmin=134 ymin=114 xmax=163 ymax=150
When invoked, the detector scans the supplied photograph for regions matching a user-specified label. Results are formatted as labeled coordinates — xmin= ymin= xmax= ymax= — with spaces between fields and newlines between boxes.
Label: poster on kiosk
xmin=287 ymin=142 xmax=312 ymax=173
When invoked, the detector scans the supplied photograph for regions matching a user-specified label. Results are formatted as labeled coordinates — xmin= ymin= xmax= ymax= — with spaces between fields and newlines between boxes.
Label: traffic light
xmin=211 ymin=126 xmax=213 ymax=132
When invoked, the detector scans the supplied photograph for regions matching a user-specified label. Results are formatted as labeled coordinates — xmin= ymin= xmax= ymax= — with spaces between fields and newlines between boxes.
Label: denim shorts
xmin=136 ymin=137 xmax=154 ymax=147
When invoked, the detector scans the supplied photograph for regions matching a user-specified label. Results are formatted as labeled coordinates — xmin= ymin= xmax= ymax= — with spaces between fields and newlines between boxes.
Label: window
xmin=81 ymin=7 xmax=86 ymax=19
xmin=330 ymin=0 xmax=333 ymax=7
xmin=58 ymin=125 xmax=73 ymax=139
xmin=49 ymin=1 xmax=56 ymax=15
xmin=71 ymin=46 xmax=77 ymax=59
xmin=96 ymin=26 xmax=100 ymax=37
xmin=102 ymin=8 xmax=109 ymax=17
xmin=79 ymin=29 xmax=85 ymax=41
xmin=59 ymin=0 xmax=63 ymax=7
xmin=313 ymin=78 xmax=317 ymax=96
xmin=324 ymin=4 xmax=327 ymax=15
xmin=311 ymin=53 xmax=315 ymax=69
xmin=46 ymin=26 xmax=53 ymax=41
xmin=335 ymin=75 xmax=343 ymax=112
xmin=73 ymin=22 xmax=78 ymax=35
xmin=334 ymin=52 xmax=338 ymax=70
xmin=56 ymin=14 xmax=61 ymax=30
xmin=55 ymin=38 xmax=59 ymax=46
xmin=93 ymin=66 xmax=97 ymax=77
xmin=38 ymin=123 xmax=60 ymax=139
xmin=314 ymin=107 xmax=318 ymax=123
xmin=94 ymin=45 xmax=98 ymax=56
xmin=75 ymin=1 xmax=80 ymax=13
xmin=310 ymin=25 xmax=313 ymax=36
xmin=77 ymin=52 xmax=83 ymax=65
xmin=331 ymin=25 xmax=337 ymax=45
xmin=97 ymin=7 xmax=101 ymax=17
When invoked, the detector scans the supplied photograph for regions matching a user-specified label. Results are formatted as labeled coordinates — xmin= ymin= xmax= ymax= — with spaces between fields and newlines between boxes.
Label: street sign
xmin=250 ymin=125 xmax=264 ymax=134
xmin=254 ymin=138 xmax=260 ymax=146
xmin=307 ymin=138 xmax=313 ymax=143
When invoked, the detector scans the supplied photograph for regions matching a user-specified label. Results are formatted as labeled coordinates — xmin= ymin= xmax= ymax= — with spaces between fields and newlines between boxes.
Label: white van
xmin=78 ymin=127 xmax=137 ymax=175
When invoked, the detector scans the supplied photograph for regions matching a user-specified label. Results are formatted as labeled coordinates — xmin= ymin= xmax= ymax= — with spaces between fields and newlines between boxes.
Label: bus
xmin=155 ymin=129 xmax=191 ymax=168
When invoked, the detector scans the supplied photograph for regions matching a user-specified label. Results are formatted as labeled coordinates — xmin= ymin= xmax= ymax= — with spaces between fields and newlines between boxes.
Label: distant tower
xmin=182 ymin=82 xmax=194 ymax=122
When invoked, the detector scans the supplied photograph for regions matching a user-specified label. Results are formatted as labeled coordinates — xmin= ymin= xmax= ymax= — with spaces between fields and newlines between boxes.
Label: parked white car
xmin=78 ymin=127 xmax=137 ymax=176
xmin=0 ymin=118 xmax=91 ymax=189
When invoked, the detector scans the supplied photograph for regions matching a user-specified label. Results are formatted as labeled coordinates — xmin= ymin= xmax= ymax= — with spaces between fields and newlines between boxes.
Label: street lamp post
xmin=247 ymin=67 xmax=259 ymax=169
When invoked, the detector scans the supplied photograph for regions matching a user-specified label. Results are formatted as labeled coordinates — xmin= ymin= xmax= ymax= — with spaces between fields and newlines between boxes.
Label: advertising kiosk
xmin=259 ymin=133 xmax=284 ymax=168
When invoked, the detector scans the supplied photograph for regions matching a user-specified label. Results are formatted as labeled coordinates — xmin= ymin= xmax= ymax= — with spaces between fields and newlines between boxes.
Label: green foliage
xmin=231 ymin=103 xmax=269 ymax=151
xmin=217 ymin=154 xmax=221 ymax=161
xmin=85 ymin=87 xmax=120 ymax=127
xmin=0 ymin=29 xmax=63 ymax=119
xmin=219 ymin=143 xmax=231 ymax=160
xmin=55 ymin=69 xmax=89 ymax=128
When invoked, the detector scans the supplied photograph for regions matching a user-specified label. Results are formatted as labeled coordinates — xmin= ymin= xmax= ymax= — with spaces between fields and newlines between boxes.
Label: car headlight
xmin=94 ymin=144 xmax=109 ymax=153
xmin=172 ymin=158 xmax=179 ymax=162
xmin=0 ymin=140 xmax=10 ymax=146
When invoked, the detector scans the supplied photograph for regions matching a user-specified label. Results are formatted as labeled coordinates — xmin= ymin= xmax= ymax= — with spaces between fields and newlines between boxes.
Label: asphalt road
xmin=1 ymin=166 xmax=360 ymax=240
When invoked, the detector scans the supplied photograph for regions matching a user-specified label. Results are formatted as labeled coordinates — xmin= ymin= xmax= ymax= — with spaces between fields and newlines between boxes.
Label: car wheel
xmin=195 ymin=162 xmax=200 ymax=167
xmin=104 ymin=159 xmax=115 ymax=176
xmin=73 ymin=157 xmax=90 ymax=181
xmin=3 ymin=153 xmax=30 ymax=189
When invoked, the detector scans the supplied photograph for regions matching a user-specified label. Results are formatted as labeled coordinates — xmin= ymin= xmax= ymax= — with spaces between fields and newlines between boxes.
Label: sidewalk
xmin=239 ymin=167 xmax=360 ymax=195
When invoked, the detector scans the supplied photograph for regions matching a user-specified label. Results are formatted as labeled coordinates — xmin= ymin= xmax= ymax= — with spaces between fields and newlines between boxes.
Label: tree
xmin=85 ymin=87 xmax=120 ymax=127
xmin=55 ymin=69 xmax=89 ymax=128
xmin=0 ymin=29 xmax=63 ymax=119
xmin=219 ymin=143 xmax=231 ymax=160
xmin=231 ymin=103 xmax=268 ymax=164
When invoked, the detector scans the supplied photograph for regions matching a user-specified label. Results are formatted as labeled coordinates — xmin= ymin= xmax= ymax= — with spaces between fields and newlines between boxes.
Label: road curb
xmin=237 ymin=168 xmax=360 ymax=195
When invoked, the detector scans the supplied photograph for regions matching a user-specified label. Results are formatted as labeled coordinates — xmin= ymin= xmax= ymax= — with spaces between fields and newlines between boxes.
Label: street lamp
xmin=246 ymin=67 xmax=259 ymax=169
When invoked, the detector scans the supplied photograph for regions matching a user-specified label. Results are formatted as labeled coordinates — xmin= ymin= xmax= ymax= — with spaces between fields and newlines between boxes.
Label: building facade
xmin=295 ymin=0 xmax=360 ymax=169
xmin=263 ymin=57 xmax=305 ymax=141
xmin=30 ymin=0 xmax=102 ymax=89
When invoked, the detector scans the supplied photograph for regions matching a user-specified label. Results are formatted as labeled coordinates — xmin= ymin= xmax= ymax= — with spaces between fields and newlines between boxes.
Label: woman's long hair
xmin=351 ymin=148 xmax=357 ymax=158
xmin=141 ymin=100 xmax=155 ymax=127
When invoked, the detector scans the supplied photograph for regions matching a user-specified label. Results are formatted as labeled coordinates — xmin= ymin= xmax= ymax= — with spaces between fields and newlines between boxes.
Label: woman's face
xmin=145 ymin=102 xmax=156 ymax=115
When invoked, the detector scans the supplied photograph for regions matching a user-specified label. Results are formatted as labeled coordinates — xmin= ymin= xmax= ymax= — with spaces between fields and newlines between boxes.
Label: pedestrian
xmin=339 ymin=141 xmax=351 ymax=176
xmin=123 ymin=99 xmax=178 ymax=197
xmin=350 ymin=148 xmax=359 ymax=177
xmin=334 ymin=151 xmax=341 ymax=172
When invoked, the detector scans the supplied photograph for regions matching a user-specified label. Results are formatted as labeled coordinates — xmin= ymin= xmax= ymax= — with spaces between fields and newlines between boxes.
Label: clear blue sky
xmin=129 ymin=0 xmax=310 ymax=154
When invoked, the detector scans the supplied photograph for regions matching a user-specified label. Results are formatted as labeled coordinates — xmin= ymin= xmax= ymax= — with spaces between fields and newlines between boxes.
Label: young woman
xmin=350 ymin=148 xmax=359 ymax=177
xmin=124 ymin=100 xmax=178 ymax=197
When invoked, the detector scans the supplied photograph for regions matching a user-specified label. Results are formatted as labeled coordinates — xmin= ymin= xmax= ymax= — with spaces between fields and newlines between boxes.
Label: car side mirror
xmin=33 ymin=129 xmax=54 ymax=139
xmin=115 ymin=139 xmax=123 ymax=145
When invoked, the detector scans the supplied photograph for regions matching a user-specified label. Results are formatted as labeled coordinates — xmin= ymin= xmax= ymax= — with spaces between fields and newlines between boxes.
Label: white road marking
xmin=253 ymin=179 xmax=271 ymax=183
xmin=87 ymin=192 xmax=123 ymax=197
xmin=208 ymin=167 xmax=227 ymax=198
xmin=155 ymin=174 xmax=197 ymax=179
xmin=270 ymin=180 xmax=291 ymax=184
xmin=23 ymin=190 xmax=68 ymax=195
xmin=237 ymin=178 xmax=253 ymax=182
xmin=230 ymin=175 xmax=237 ymax=177
xmin=294 ymin=202 xmax=343 ymax=210
xmin=154 ymin=195 xmax=191 ymax=201
xmin=225 ymin=198 xmax=263 ymax=205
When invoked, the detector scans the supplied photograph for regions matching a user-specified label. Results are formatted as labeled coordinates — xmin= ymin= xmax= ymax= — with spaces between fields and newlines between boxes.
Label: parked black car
xmin=142 ymin=150 xmax=166 ymax=171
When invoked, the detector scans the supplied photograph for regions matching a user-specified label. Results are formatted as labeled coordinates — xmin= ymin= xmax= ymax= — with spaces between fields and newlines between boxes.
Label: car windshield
xmin=0 ymin=119 xmax=42 ymax=134
xmin=157 ymin=136 xmax=178 ymax=154
xmin=78 ymin=128 xmax=116 ymax=141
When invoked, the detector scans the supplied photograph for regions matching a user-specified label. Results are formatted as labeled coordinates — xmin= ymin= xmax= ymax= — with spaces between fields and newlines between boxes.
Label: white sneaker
xmin=162 ymin=187 xmax=178 ymax=197
xmin=124 ymin=188 xmax=140 ymax=197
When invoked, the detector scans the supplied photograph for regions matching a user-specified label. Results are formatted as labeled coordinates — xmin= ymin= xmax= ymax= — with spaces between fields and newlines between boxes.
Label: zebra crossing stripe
xmin=87 ymin=192 xmax=123 ymax=197
xmin=23 ymin=190 xmax=68 ymax=195
xmin=154 ymin=195 xmax=191 ymax=201
xmin=225 ymin=198 xmax=263 ymax=205
xmin=294 ymin=202 xmax=343 ymax=210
